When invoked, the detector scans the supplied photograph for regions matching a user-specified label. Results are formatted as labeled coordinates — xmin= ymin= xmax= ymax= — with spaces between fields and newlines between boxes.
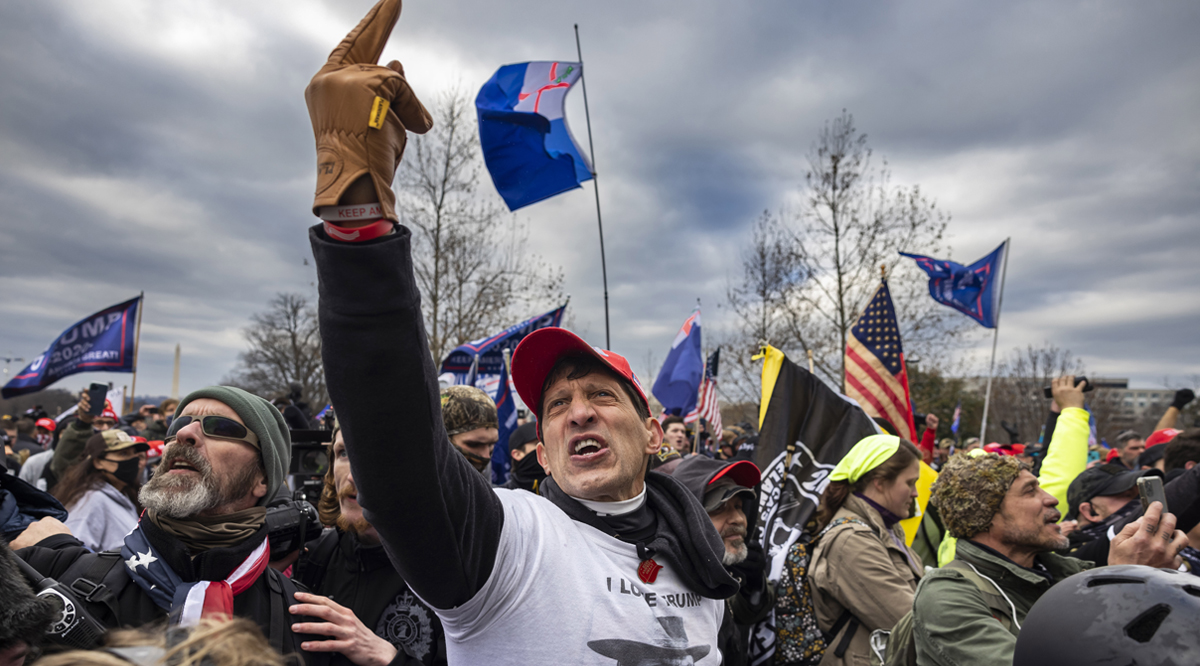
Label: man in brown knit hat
xmin=910 ymin=452 xmax=1187 ymax=666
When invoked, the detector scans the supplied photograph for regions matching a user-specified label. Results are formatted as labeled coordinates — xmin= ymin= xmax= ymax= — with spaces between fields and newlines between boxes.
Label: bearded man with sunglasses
xmin=13 ymin=386 xmax=321 ymax=657
xmin=306 ymin=3 xmax=737 ymax=664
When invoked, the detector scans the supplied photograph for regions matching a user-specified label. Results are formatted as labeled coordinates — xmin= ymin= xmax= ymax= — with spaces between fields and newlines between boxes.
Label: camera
xmin=289 ymin=428 xmax=333 ymax=506
xmin=265 ymin=497 xmax=322 ymax=556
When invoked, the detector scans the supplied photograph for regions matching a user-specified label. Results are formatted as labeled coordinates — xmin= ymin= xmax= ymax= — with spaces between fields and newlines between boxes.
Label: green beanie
xmin=174 ymin=386 xmax=291 ymax=506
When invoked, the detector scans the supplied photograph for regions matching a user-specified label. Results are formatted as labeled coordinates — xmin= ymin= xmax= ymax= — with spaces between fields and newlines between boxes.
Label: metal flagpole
xmin=979 ymin=238 xmax=1011 ymax=443
xmin=574 ymin=24 xmax=611 ymax=349
xmin=692 ymin=299 xmax=703 ymax=455
xmin=127 ymin=292 xmax=145 ymax=414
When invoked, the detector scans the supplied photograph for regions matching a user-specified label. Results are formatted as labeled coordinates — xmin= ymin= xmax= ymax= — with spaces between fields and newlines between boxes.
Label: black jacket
xmin=17 ymin=522 xmax=317 ymax=658
xmin=303 ymin=529 xmax=446 ymax=666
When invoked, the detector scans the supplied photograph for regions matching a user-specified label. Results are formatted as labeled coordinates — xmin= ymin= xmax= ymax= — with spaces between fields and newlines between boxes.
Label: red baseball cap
xmin=709 ymin=459 xmax=762 ymax=488
xmin=512 ymin=328 xmax=648 ymax=419
xmin=35 ymin=418 xmax=56 ymax=432
xmin=1145 ymin=428 xmax=1182 ymax=448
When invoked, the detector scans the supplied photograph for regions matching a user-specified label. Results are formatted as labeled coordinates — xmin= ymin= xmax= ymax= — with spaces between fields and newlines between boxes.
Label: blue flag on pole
xmin=491 ymin=359 xmax=518 ymax=484
xmin=3 ymin=296 xmax=142 ymax=398
xmin=900 ymin=241 xmax=1007 ymax=328
xmin=951 ymin=401 xmax=961 ymax=435
xmin=652 ymin=307 xmax=703 ymax=417
xmin=476 ymin=61 xmax=593 ymax=211
xmin=440 ymin=303 xmax=568 ymax=386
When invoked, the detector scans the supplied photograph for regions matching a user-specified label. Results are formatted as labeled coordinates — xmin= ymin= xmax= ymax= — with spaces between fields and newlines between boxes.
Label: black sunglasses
xmin=165 ymin=415 xmax=259 ymax=448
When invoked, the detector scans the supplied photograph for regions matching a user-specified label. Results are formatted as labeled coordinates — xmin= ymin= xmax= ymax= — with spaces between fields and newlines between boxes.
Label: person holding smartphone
xmin=47 ymin=389 xmax=107 ymax=490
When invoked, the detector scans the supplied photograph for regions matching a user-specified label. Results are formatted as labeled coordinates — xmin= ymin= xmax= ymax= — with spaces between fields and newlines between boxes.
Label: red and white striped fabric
xmin=685 ymin=377 xmax=722 ymax=436
xmin=844 ymin=280 xmax=918 ymax=442
xmin=177 ymin=538 xmax=270 ymax=626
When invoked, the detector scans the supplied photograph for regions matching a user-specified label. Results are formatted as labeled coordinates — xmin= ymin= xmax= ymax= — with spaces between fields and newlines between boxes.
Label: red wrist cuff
xmin=322 ymin=219 xmax=394 ymax=243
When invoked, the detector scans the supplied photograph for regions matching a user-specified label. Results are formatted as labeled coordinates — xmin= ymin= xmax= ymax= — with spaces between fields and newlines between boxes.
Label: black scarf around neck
xmin=540 ymin=472 xmax=738 ymax=600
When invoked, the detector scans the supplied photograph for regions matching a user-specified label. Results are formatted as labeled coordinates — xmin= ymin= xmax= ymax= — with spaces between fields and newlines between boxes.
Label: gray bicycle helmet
xmin=1013 ymin=565 xmax=1200 ymax=666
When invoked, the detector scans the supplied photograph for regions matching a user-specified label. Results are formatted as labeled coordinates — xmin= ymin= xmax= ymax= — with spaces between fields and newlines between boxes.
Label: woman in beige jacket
xmin=809 ymin=435 xmax=924 ymax=666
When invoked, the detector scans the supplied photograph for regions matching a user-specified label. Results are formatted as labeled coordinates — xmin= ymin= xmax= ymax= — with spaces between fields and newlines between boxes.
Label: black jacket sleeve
xmin=1165 ymin=463 xmax=1200 ymax=534
xmin=309 ymin=225 xmax=503 ymax=610
xmin=16 ymin=534 xmax=93 ymax=578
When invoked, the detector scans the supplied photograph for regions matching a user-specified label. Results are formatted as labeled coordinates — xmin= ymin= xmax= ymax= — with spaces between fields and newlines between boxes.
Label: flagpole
xmin=979 ymin=239 xmax=1011 ymax=443
xmin=574 ymin=24 xmax=611 ymax=349
xmin=127 ymin=292 xmax=144 ymax=414
xmin=693 ymin=299 xmax=703 ymax=455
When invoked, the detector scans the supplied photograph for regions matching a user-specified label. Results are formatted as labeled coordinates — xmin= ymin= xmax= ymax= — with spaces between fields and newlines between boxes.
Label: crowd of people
xmin=2 ymin=2 xmax=1198 ymax=665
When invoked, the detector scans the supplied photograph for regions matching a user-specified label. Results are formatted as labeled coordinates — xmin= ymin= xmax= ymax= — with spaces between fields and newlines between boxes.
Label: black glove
xmin=729 ymin=540 xmax=767 ymax=593
xmin=1001 ymin=421 xmax=1020 ymax=445
xmin=1172 ymin=389 xmax=1195 ymax=411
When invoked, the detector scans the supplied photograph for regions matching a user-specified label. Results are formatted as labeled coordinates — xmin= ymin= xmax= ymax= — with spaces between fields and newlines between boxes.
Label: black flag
xmin=746 ymin=347 xmax=878 ymax=665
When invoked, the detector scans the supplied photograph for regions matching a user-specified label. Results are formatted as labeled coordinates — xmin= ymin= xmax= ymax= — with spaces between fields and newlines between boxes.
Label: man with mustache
xmin=306 ymin=2 xmax=736 ymax=663
xmin=14 ymin=387 xmax=318 ymax=657
xmin=910 ymin=452 xmax=1188 ymax=666
xmin=290 ymin=424 xmax=446 ymax=666
xmin=671 ymin=457 xmax=772 ymax=666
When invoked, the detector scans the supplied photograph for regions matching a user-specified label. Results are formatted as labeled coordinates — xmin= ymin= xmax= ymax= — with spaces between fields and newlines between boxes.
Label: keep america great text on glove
xmin=305 ymin=0 xmax=433 ymax=224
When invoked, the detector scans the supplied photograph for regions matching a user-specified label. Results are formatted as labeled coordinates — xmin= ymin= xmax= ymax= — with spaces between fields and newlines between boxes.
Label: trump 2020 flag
xmin=900 ymin=240 xmax=1007 ymax=328
xmin=476 ymin=61 xmax=593 ymax=211
xmin=652 ymin=307 xmax=703 ymax=417
xmin=3 ymin=296 xmax=142 ymax=398
xmin=440 ymin=303 xmax=568 ymax=388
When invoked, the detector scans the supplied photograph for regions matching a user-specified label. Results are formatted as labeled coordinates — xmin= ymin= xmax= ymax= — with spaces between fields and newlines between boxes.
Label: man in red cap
xmin=305 ymin=2 xmax=736 ymax=663
xmin=670 ymin=457 xmax=772 ymax=666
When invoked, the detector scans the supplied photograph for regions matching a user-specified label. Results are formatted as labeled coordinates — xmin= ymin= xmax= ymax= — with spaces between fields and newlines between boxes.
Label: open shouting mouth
xmin=569 ymin=434 xmax=609 ymax=462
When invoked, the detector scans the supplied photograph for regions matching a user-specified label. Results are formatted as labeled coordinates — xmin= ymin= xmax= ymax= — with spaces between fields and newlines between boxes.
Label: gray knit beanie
xmin=174 ymin=386 xmax=291 ymax=506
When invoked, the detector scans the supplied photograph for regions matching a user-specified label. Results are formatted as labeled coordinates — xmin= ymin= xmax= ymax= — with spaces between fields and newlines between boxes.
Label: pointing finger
xmin=326 ymin=0 xmax=403 ymax=67
xmin=384 ymin=60 xmax=433 ymax=134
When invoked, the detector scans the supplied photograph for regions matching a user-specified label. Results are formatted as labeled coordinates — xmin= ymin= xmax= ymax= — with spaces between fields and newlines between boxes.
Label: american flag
xmin=844 ymin=280 xmax=918 ymax=442
xmin=685 ymin=349 xmax=722 ymax=437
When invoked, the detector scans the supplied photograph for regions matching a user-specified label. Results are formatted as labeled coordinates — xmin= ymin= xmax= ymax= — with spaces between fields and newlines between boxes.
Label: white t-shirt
xmin=432 ymin=488 xmax=725 ymax=665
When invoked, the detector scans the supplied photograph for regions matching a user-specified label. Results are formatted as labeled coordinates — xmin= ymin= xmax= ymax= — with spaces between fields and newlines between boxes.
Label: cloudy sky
xmin=1 ymin=0 xmax=1198 ymax=402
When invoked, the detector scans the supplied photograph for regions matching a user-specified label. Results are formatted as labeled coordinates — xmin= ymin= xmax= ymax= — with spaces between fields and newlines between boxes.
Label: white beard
xmin=139 ymin=471 xmax=220 ymax=518
xmin=722 ymin=540 xmax=749 ymax=566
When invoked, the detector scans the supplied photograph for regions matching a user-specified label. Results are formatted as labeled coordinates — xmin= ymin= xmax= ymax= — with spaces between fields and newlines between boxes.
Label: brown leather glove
xmin=305 ymin=0 xmax=433 ymax=223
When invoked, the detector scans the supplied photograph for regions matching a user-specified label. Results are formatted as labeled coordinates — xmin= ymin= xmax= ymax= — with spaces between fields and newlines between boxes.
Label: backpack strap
xmin=811 ymin=518 xmax=871 ymax=657
xmin=62 ymin=550 xmax=126 ymax=620
xmin=943 ymin=560 xmax=1015 ymax=632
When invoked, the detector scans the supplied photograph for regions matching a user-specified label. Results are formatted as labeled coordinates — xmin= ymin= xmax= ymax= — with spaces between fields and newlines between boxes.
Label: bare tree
xmin=985 ymin=344 xmax=1084 ymax=444
xmin=785 ymin=111 xmax=964 ymax=389
xmin=224 ymin=293 xmax=327 ymax=408
xmin=724 ymin=110 xmax=968 ymax=398
xmin=397 ymin=88 xmax=564 ymax=363
xmin=722 ymin=211 xmax=807 ymax=406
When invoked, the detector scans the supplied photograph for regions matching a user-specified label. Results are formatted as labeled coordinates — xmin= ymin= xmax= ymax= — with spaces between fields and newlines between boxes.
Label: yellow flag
xmin=900 ymin=460 xmax=938 ymax=546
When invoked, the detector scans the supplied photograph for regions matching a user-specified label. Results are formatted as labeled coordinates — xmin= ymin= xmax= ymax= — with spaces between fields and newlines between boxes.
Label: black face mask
xmin=458 ymin=448 xmax=491 ymax=474
xmin=511 ymin=451 xmax=547 ymax=483
xmin=107 ymin=456 xmax=141 ymax=486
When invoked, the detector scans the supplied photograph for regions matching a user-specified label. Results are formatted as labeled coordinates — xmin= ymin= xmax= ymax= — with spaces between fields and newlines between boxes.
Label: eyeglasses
xmin=166 ymin=415 xmax=259 ymax=449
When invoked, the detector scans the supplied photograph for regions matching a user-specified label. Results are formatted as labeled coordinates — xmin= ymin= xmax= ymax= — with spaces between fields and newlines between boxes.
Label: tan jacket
xmin=809 ymin=494 xmax=924 ymax=666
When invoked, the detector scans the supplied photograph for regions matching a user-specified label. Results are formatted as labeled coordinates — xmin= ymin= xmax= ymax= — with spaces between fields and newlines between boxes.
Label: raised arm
xmin=1039 ymin=376 xmax=1090 ymax=515
xmin=306 ymin=0 xmax=501 ymax=611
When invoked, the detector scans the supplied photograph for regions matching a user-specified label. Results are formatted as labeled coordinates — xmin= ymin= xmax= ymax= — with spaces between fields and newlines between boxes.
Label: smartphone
xmin=1042 ymin=376 xmax=1095 ymax=399
xmin=86 ymin=383 xmax=108 ymax=417
xmin=1137 ymin=476 xmax=1168 ymax=514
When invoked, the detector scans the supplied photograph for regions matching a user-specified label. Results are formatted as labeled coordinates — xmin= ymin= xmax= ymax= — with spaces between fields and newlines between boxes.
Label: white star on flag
xmin=126 ymin=550 xmax=158 ymax=570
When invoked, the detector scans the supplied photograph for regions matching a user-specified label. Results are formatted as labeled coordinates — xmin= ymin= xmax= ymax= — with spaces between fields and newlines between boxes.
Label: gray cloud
xmin=1 ymin=0 xmax=1197 ymax=403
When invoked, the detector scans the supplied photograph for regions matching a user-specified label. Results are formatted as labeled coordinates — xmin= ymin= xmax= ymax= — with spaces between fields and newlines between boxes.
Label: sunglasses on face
xmin=165 ymin=415 xmax=259 ymax=449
